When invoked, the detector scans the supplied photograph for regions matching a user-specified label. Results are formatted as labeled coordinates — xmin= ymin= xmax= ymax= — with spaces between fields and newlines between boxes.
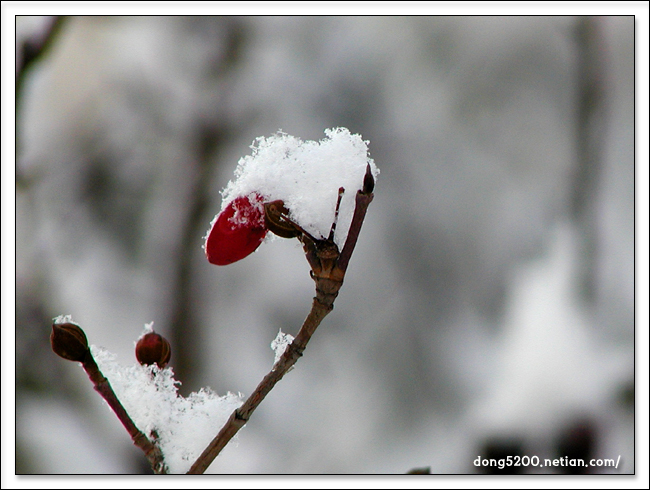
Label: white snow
xmin=91 ymin=345 xmax=243 ymax=474
xmin=52 ymin=314 xmax=77 ymax=325
xmin=220 ymin=128 xmax=379 ymax=247
xmin=468 ymin=223 xmax=631 ymax=439
xmin=86 ymin=326 xmax=302 ymax=473
xmin=135 ymin=321 xmax=155 ymax=342
xmin=271 ymin=329 xmax=294 ymax=366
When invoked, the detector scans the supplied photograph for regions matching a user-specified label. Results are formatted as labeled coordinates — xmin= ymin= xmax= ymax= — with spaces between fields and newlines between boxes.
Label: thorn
xmin=328 ymin=187 xmax=345 ymax=241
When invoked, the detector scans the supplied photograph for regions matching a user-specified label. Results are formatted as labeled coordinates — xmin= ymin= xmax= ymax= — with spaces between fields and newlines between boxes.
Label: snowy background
xmin=14 ymin=15 xmax=636 ymax=474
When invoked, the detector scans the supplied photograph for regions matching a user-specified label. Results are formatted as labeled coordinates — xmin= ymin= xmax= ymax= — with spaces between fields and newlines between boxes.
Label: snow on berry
xmin=208 ymin=128 xmax=378 ymax=261
xmin=205 ymin=194 xmax=268 ymax=265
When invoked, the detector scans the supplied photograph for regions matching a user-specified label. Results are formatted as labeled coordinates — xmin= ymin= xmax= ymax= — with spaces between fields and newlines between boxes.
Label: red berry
xmin=136 ymin=332 xmax=171 ymax=368
xmin=205 ymin=194 xmax=268 ymax=265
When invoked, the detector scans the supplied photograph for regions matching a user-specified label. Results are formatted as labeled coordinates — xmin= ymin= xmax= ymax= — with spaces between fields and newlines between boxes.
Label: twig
xmin=16 ymin=16 xmax=66 ymax=96
xmin=51 ymin=322 xmax=167 ymax=474
xmin=187 ymin=296 xmax=333 ymax=474
xmin=81 ymin=352 xmax=168 ymax=474
xmin=570 ymin=17 xmax=608 ymax=303
xmin=16 ymin=16 xmax=66 ymax=188
xmin=188 ymin=165 xmax=375 ymax=474
xmin=338 ymin=164 xmax=375 ymax=273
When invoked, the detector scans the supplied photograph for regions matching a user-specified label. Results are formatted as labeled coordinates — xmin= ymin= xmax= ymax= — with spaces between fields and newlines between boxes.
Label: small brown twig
xmin=188 ymin=165 xmax=375 ymax=474
xmin=16 ymin=16 xmax=66 ymax=98
xmin=81 ymin=352 xmax=168 ymax=474
xmin=51 ymin=322 xmax=167 ymax=474
xmin=16 ymin=16 xmax=66 ymax=189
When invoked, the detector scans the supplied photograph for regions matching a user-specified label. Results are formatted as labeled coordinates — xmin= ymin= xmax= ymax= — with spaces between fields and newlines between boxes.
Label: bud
xmin=51 ymin=322 xmax=89 ymax=362
xmin=264 ymin=200 xmax=301 ymax=239
xmin=135 ymin=332 xmax=171 ymax=368
xmin=362 ymin=163 xmax=374 ymax=194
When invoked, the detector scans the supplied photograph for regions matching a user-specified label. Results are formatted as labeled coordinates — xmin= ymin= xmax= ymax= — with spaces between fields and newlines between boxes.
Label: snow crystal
xmin=52 ymin=314 xmax=76 ymax=325
xmin=135 ymin=321 xmax=155 ymax=342
xmin=220 ymin=128 xmax=379 ymax=247
xmin=271 ymin=329 xmax=294 ymax=366
xmin=91 ymin=345 xmax=243 ymax=474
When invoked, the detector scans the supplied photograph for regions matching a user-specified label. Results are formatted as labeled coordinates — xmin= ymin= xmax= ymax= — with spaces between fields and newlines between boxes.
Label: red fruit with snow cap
xmin=205 ymin=194 xmax=268 ymax=265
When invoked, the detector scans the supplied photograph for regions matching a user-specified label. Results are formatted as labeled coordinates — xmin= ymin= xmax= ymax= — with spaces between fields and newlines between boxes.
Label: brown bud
xmin=264 ymin=200 xmax=301 ymax=239
xmin=51 ymin=322 xmax=89 ymax=362
xmin=135 ymin=332 xmax=171 ymax=368
xmin=362 ymin=163 xmax=374 ymax=194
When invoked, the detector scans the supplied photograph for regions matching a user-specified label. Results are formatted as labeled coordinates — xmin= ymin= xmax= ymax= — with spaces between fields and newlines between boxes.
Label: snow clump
xmin=220 ymin=127 xmax=379 ymax=247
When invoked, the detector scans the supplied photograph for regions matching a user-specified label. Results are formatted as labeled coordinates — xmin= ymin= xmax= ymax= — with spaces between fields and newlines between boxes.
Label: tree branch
xmin=188 ymin=170 xmax=375 ymax=474
xmin=16 ymin=16 xmax=66 ymax=96
xmin=51 ymin=163 xmax=375 ymax=474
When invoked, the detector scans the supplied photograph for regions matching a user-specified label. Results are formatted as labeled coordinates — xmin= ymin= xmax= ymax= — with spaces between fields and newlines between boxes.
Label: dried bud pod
xmin=135 ymin=332 xmax=171 ymax=368
xmin=51 ymin=322 xmax=89 ymax=362
xmin=264 ymin=200 xmax=301 ymax=239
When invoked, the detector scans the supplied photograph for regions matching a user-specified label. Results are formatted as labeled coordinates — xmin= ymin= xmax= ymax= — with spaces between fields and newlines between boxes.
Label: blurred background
xmin=15 ymin=15 xmax=635 ymax=474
